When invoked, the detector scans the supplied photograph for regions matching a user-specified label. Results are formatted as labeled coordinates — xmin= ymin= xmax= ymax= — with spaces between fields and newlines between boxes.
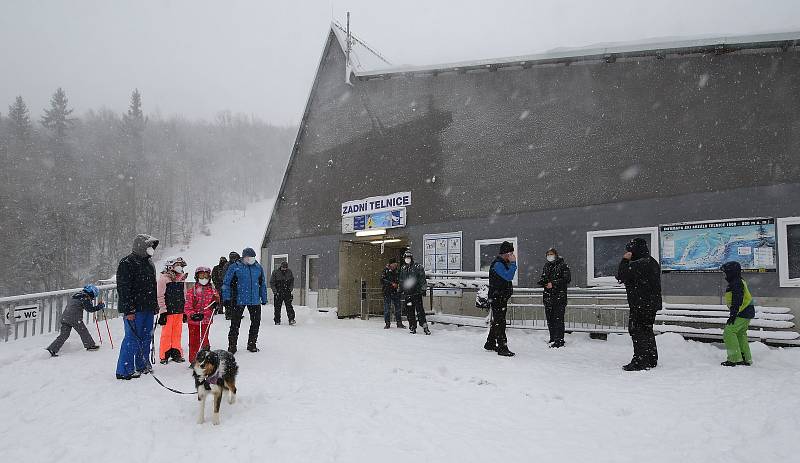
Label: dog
xmin=192 ymin=349 xmax=238 ymax=425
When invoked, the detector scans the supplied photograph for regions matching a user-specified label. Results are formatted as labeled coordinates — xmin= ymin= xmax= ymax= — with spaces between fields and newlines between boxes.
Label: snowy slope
xmin=156 ymin=197 xmax=275 ymax=273
xmin=2 ymin=308 xmax=800 ymax=462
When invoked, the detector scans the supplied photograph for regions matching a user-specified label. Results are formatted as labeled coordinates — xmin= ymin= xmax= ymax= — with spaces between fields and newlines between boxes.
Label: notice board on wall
xmin=423 ymin=232 xmax=462 ymax=297
xmin=660 ymin=218 xmax=776 ymax=273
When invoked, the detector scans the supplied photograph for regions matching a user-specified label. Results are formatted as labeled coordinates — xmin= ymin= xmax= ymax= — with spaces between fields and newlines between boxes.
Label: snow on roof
xmin=354 ymin=30 xmax=800 ymax=77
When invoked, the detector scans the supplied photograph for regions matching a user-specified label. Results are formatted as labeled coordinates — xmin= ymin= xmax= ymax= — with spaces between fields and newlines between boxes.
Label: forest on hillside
xmin=0 ymin=89 xmax=295 ymax=295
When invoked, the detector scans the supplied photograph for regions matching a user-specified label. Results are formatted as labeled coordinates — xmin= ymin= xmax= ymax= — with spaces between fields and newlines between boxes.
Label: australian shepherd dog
xmin=192 ymin=349 xmax=238 ymax=425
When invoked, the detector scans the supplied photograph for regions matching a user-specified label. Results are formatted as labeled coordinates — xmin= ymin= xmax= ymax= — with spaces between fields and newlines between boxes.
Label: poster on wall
xmin=423 ymin=232 xmax=463 ymax=297
xmin=660 ymin=218 xmax=776 ymax=273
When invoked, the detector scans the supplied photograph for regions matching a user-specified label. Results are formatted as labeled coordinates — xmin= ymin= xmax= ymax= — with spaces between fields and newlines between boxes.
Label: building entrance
xmin=337 ymin=235 xmax=408 ymax=318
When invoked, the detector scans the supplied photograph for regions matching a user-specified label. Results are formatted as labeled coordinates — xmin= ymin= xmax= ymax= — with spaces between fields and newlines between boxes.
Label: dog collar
xmin=203 ymin=372 xmax=221 ymax=390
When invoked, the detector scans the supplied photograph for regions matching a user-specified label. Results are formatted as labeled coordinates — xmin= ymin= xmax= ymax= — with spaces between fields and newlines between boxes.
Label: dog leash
xmin=125 ymin=318 xmax=197 ymax=395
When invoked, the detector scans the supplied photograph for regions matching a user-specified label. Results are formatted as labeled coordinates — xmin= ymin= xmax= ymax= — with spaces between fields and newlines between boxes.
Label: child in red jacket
xmin=185 ymin=266 xmax=219 ymax=364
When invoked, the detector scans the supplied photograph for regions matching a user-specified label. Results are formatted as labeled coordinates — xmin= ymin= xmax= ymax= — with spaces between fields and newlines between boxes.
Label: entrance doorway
xmin=305 ymin=255 xmax=319 ymax=309
xmin=337 ymin=235 xmax=408 ymax=318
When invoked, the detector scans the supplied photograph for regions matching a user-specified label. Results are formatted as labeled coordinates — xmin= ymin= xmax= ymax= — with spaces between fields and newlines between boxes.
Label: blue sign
xmin=342 ymin=208 xmax=406 ymax=234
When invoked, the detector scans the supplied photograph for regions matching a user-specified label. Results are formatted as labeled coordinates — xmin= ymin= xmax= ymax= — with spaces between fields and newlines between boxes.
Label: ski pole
xmin=94 ymin=313 xmax=103 ymax=344
xmin=103 ymin=309 xmax=114 ymax=349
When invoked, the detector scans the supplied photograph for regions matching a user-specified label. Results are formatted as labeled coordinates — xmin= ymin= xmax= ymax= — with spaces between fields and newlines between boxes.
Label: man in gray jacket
xmin=46 ymin=284 xmax=105 ymax=356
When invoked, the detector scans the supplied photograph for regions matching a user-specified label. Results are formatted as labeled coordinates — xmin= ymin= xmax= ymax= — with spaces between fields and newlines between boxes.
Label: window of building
xmin=586 ymin=227 xmax=659 ymax=286
xmin=474 ymin=237 xmax=519 ymax=285
xmin=777 ymin=217 xmax=800 ymax=287
xmin=271 ymin=254 xmax=288 ymax=273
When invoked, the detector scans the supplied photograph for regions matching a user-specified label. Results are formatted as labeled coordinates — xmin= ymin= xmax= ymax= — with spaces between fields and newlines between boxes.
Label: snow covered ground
xmin=2 ymin=307 xmax=800 ymax=462
xmin=157 ymin=197 xmax=275 ymax=272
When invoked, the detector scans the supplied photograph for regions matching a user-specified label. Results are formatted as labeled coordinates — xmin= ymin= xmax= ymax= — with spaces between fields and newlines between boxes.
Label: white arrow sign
xmin=4 ymin=304 xmax=39 ymax=325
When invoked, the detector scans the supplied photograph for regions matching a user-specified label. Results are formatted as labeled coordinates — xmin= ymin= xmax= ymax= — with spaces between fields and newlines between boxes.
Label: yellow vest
xmin=724 ymin=279 xmax=753 ymax=313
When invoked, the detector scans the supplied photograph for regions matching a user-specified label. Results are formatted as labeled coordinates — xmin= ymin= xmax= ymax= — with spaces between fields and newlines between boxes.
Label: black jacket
xmin=616 ymin=240 xmax=662 ymax=313
xmin=538 ymin=257 xmax=571 ymax=307
xmin=211 ymin=262 xmax=226 ymax=289
xmin=488 ymin=256 xmax=514 ymax=303
xmin=380 ymin=266 xmax=400 ymax=296
xmin=221 ymin=260 xmax=238 ymax=303
xmin=116 ymin=234 xmax=159 ymax=315
xmin=270 ymin=268 xmax=294 ymax=296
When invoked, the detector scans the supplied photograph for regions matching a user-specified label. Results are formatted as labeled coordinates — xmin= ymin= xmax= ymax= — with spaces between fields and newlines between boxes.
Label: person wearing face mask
xmin=399 ymin=250 xmax=430 ymax=335
xmin=222 ymin=247 xmax=268 ymax=353
xmin=185 ymin=266 xmax=219 ymax=364
xmin=115 ymin=234 xmax=160 ymax=380
xmin=269 ymin=261 xmax=296 ymax=325
xmin=537 ymin=248 xmax=571 ymax=348
xmin=157 ymin=256 xmax=188 ymax=364
xmin=484 ymin=241 xmax=517 ymax=356
xmin=616 ymin=237 xmax=662 ymax=371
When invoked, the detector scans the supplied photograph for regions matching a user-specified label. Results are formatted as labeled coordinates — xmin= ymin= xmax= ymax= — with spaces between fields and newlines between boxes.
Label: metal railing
xmin=1 ymin=284 xmax=119 ymax=343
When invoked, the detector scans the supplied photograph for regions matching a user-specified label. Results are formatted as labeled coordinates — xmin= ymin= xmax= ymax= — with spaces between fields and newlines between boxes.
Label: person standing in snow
xmin=222 ymin=251 xmax=240 ymax=320
xmin=399 ymin=250 xmax=430 ymax=335
xmin=46 ymin=284 xmax=104 ymax=356
xmin=616 ymin=237 xmax=662 ymax=371
xmin=115 ymin=234 xmax=159 ymax=380
xmin=222 ymin=247 xmax=267 ymax=353
xmin=157 ymin=256 xmax=188 ymax=364
xmin=719 ymin=261 xmax=755 ymax=367
xmin=537 ymin=248 xmax=571 ymax=348
xmin=185 ymin=266 xmax=219 ymax=364
xmin=211 ymin=256 xmax=227 ymax=314
xmin=270 ymin=261 xmax=296 ymax=325
xmin=484 ymin=241 xmax=517 ymax=356
xmin=380 ymin=258 xmax=404 ymax=329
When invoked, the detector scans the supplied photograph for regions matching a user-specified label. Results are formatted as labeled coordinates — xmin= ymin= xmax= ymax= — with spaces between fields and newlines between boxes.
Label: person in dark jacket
xmin=270 ymin=261 xmax=296 ymax=325
xmin=381 ymin=258 xmax=404 ymax=329
xmin=211 ymin=256 xmax=228 ymax=314
xmin=484 ymin=241 xmax=517 ymax=357
xmin=115 ymin=233 xmax=159 ymax=380
xmin=720 ymin=261 xmax=755 ymax=366
xmin=537 ymin=248 xmax=571 ymax=348
xmin=399 ymin=250 xmax=429 ymax=335
xmin=616 ymin=237 xmax=662 ymax=371
xmin=46 ymin=284 xmax=104 ymax=356
xmin=222 ymin=252 xmax=240 ymax=320
xmin=222 ymin=247 xmax=267 ymax=353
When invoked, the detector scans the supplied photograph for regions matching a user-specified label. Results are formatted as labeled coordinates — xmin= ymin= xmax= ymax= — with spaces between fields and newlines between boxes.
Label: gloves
xmin=96 ymin=302 xmax=106 ymax=310
xmin=726 ymin=315 xmax=736 ymax=325
xmin=190 ymin=313 xmax=204 ymax=322
xmin=157 ymin=313 xmax=168 ymax=325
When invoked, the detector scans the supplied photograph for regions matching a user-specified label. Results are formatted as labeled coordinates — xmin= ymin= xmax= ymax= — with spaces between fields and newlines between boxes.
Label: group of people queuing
xmin=381 ymin=250 xmax=431 ymax=335
xmin=479 ymin=238 xmax=756 ymax=370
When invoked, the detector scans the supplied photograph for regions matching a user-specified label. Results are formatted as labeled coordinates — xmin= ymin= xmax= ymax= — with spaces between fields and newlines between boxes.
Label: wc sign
xmin=3 ymin=304 xmax=39 ymax=325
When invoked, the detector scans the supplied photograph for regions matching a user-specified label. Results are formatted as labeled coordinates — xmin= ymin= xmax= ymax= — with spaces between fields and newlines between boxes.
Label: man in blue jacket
xmin=222 ymin=247 xmax=267 ymax=353
xmin=484 ymin=241 xmax=517 ymax=357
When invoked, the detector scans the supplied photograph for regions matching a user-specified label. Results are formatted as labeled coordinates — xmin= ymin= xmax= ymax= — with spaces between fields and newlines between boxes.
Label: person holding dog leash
xmin=185 ymin=266 xmax=219 ymax=364
xmin=115 ymin=234 xmax=160 ymax=380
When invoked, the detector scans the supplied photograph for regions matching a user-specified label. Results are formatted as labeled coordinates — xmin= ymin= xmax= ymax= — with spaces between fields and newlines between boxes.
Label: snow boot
xmin=496 ymin=345 xmax=515 ymax=357
xmin=549 ymin=340 xmax=565 ymax=348
xmin=275 ymin=321 xmax=281 ymax=325
xmin=131 ymin=371 xmax=142 ymax=378
xmin=160 ymin=358 xmax=169 ymax=365
xmin=483 ymin=342 xmax=497 ymax=351
xmin=228 ymin=337 xmax=238 ymax=354
xmin=46 ymin=348 xmax=58 ymax=357
xmin=116 ymin=374 xmax=132 ymax=380
xmin=289 ymin=319 xmax=296 ymax=326
xmin=423 ymin=324 xmax=431 ymax=335
xmin=247 ymin=344 xmax=260 ymax=353
xmin=86 ymin=345 xmax=100 ymax=351
xmin=384 ymin=322 xmax=391 ymax=329
xmin=622 ymin=362 xmax=649 ymax=371
xmin=739 ymin=360 xmax=752 ymax=366
xmin=721 ymin=360 xmax=739 ymax=367
xmin=396 ymin=322 xmax=406 ymax=328
xmin=409 ymin=326 xmax=417 ymax=334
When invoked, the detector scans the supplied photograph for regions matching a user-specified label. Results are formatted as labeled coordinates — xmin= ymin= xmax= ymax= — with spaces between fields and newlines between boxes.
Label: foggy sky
xmin=1 ymin=0 xmax=798 ymax=125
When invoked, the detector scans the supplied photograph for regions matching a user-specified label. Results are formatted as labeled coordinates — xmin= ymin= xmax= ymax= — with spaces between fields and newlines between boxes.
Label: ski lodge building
xmin=261 ymin=25 xmax=800 ymax=321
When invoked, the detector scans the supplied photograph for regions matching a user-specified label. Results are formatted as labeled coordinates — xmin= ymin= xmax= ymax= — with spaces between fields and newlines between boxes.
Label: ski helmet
xmin=195 ymin=266 xmax=211 ymax=277
xmin=83 ymin=284 xmax=100 ymax=298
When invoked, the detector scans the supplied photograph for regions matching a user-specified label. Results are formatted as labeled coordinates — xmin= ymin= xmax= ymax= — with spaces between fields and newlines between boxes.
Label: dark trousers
xmin=228 ymin=305 xmax=261 ymax=347
xmin=273 ymin=293 xmax=295 ymax=323
xmin=628 ymin=308 xmax=658 ymax=367
xmin=48 ymin=320 xmax=96 ymax=353
xmin=404 ymin=294 xmax=426 ymax=329
xmin=545 ymin=302 xmax=566 ymax=343
xmin=383 ymin=293 xmax=402 ymax=324
xmin=486 ymin=299 xmax=508 ymax=347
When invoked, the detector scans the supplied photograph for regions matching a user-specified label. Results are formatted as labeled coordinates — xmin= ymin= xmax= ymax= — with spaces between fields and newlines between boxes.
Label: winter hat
xmin=403 ymin=249 xmax=413 ymax=259
xmin=499 ymin=241 xmax=514 ymax=255
xmin=280 ymin=261 xmax=289 ymax=269
xmin=625 ymin=238 xmax=650 ymax=259
xmin=83 ymin=284 xmax=100 ymax=298
xmin=229 ymin=251 xmax=240 ymax=262
xmin=720 ymin=261 xmax=742 ymax=281
xmin=242 ymin=247 xmax=257 ymax=258
xmin=546 ymin=248 xmax=558 ymax=256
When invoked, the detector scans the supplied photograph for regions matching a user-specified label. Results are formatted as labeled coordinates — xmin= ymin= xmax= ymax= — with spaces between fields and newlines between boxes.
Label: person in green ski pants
xmin=720 ymin=261 xmax=755 ymax=367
